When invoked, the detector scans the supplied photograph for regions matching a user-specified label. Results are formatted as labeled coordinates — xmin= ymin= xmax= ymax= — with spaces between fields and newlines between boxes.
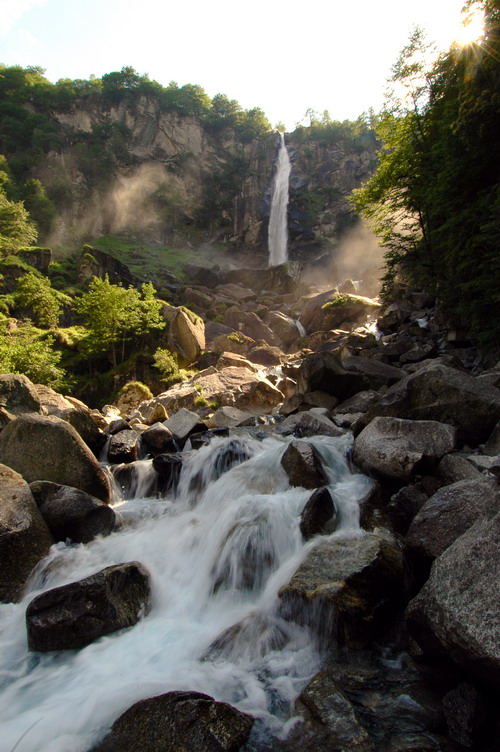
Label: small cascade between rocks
xmin=268 ymin=133 xmax=291 ymax=268
xmin=0 ymin=432 xmax=370 ymax=752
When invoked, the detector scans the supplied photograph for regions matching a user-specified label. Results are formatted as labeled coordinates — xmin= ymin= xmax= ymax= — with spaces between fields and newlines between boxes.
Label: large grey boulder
xmin=281 ymin=441 xmax=328 ymax=489
xmin=0 ymin=414 xmax=111 ymax=502
xmin=280 ymin=410 xmax=344 ymax=438
xmin=405 ymin=479 xmax=499 ymax=577
xmin=164 ymin=408 xmax=206 ymax=445
xmin=0 ymin=373 xmax=42 ymax=414
xmin=265 ymin=310 xmax=302 ymax=350
xmin=161 ymin=304 xmax=205 ymax=366
xmin=297 ymin=351 xmax=405 ymax=401
xmin=300 ymin=290 xmax=380 ymax=333
xmin=359 ymin=363 xmax=500 ymax=446
xmin=279 ymin=531 xmax=404 ymax=647
xmin=224 ymin=309 xmax=278 ymax=347
xmin=0 ymin=464 xmax=53 ymax=602
xmin=353 ymin=417 xmax=457 ymax=480
xmin=30 ymin=481 xmax=116 ymax=543
xmin=406 ymin=512 xmax=500 ymax=688
xmin=91 ymin=690 xmax=253 ymax=752
xmin=26 ymin=561 xmax=151 ymax=651
xmin=107 ymin=429 xmax=140 ymax=464
xmin=34 ymin=384 xmax=106 ymax=455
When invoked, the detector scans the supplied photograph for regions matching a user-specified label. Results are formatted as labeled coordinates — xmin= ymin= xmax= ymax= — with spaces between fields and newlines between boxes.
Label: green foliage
xmin=322 ymin=294 xmax=352 ymax=309
xmin=152 ymin=347 xmax=191 ymax=387
xmin=353 ymin=1 xmax=500 ymax=343
xmin=15 ymin=271 xmax=68 ymax=327
xmin=0 ymin=319 xmax=66 ymax=388
xmin=75 ymin=276 xmax=165 ymax=366
xmin=0 ymin=186 xmax=37 ymax=252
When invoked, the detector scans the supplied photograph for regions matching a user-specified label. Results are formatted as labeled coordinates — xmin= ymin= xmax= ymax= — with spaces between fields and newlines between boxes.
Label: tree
xmin=75 ymin=276 xmax=164 ymax=366
xmin=0 ymin=188 xmax=37 ymax=253
xmin=0 ymin=320 xmax=65 ymax=388
xmin=15 ymin=272 xmax=66 ymax=327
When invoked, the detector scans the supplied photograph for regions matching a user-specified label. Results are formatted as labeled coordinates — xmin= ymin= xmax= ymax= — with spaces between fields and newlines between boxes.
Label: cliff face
xmin=32 ymin=97 xmax=377 ymax=257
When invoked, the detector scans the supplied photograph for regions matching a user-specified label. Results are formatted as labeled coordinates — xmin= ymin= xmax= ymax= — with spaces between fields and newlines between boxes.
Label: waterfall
xmin=268 ymin=132 xmax=291 ymax=267
xmin=0 ymin=433 xmax=372 ymax=752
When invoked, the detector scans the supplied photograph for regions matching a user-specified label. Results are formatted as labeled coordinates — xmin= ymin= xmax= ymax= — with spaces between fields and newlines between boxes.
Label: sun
xmin=452 ymin=9 xmax=485 ymax=47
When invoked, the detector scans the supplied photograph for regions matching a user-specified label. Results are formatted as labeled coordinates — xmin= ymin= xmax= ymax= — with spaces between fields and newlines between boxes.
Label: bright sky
xmin=0 ymin=0 xmax=473 ymax=129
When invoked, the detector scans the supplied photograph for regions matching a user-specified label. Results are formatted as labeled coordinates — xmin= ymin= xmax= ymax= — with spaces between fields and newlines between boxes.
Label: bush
xmin=152 ymin=347 xmax=191 ymax=387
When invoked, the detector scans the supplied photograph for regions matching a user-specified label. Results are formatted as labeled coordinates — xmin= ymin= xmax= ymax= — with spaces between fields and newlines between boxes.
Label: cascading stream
xmin=268 ymin=133 xmax=291 ymax=268
xmin=0 ymin=433 xmax=371 ymax=752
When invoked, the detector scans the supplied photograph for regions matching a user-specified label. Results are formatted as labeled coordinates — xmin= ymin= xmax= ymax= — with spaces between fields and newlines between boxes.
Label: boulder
xmin=485 ymin=420 xmax=500 ymax=455
xmin=108 ymin=429 xmax=140 ymax=464
xmin=264 ymin=311 xmax=302 ymax=351
xmin=300 ymin=291 xmax=380 ymax=333
xmin=0 ymin=464 xmax=53 ymax=602
xmin=246 ymin=344 xmax=284 ymax=366
xmin=405 ymin=479 xmax=499 ymax=576
xmin=297 ymin=351 xmax=405 ymax=401
xmin=300 ymin=487 xmax=337 ymax=539
xmin=143 ymin=368 xmax=284 ymax=416
xmin=162 ymin=304 xmax=205 ymax=365
xmin=442 ymin=682 xmax=489 ymax=749
xmin=279 ymin=531 xmax=404 ymax=646
xmin=91 ymin=690 xmax=253 ymax=752
xmin=0 ymin=414 xmax=111 ymax=502
xmin=29 ymin=481 xmax=116 ymax=543
xmin=164 ymin=408 xmax=206 ymax=445
xmin=26 ymin=561 xmax=151 ymax=651
xmin=115 ymin=382 xmax=153 ymax=418
xmin=437 ymin=454 xmax=483 ymax=483
xmin=216 ymin=282 xmax=256 ymax=302
xmin=406 ymin=512 xmax=500 ymax=687
xmin=360 ymin=363 xmax=500 ymax=446
xmin=34 ymin=384 xmax=106 ymax=455
xmin=210 ymin=332 xmax=255 ymax=355
xmin=136 ymin=400 xmax=168 ymax=426
xmin=209 ymin=406 xmax=255 ymax=429
xmin=224 ymin=310 xmax=278 ymax=347
xmin=353 ymin=418 xmax=457 ymax=480
xmin=140 ymin=423 xmax=174 ymax=455
xmin=0 ymin=373 xmax=42 ymax=414
xmin=281 ymin=441 xmax=328 ymax=489
xmin=280 ymin=410 xmax=344 ymax=438
xmin=215 ymin=352 xmax=260 ymax=373
xmin=152 ymin=453 xmax=184 ymax=494
xmin=386 ymin=484 xmax=428 ymax=535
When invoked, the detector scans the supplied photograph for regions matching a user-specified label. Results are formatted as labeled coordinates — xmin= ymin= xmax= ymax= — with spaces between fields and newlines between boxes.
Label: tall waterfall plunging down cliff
xmin=268 ymin=132 xmax=291 ymax=267
xmin=0 ymin=432 xmax=371 ymax=752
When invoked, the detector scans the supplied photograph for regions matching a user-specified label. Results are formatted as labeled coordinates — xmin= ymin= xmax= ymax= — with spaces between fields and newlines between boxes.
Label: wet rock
xmin=280 ymin=410 xmax=344 ymax=438
xmin=0 ymin=373 xmax=42 ymax=415
xmin=0 ymin=464 xmax=53 ymax=602
xmin=152 ymin=453 xmax=184 ymax=494
xmin=90 ymin=690 xmax=253 ymax=752
xmin=279 ymin=531 xmax=404 ymax=647
xmin=300 ymin=487 xmax=337 ymax=539
xmin=189 ymin=428 xmax=229 ymax=449
xmin=281 ymin=441 xmax=328 ymax=489
xmin=405 ymin=479 xmax=499 ymax=579
xmin=140 ymin=423 xmax=174 ymax=455
xmin=360 ymin=363 xmax=500 ymax=446
xmin=442 ymin=682 xmax=489 ymax=748
xmin=112 ymin=460 xmax=159 ymax=499
xmin=297 ymin=351 xmax=405 ymax=401
xmin=206 ymin=613 xmax=290 ymax=661
xmin=353 ymin=418 xmax=457 ymax=480
xmin=107 ymin=418 xmax=130 ymax=435
xmin=265 ymin=310 xmax=302 ymax=350
xmin=0 ymin=414 xmax=111 ymax=502
xmin=386 ymin=484 xmax=428 ymax=535
xmin=406 ymin=511 xmax=500 ymax=688
xmin=108 ymin=429 xmax=140 ymax=464
xmin=29 ymin=481 xmax=115 ymax=543
xmin=26 ymin=561 xmax=151 ymax=651
xmin=437 ymin=454 xmax=483 ymax=483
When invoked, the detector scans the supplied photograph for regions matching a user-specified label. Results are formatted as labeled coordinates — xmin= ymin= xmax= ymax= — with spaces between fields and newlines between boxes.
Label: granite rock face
xmin=91 ymin=690 xmax=254 ymax=752
xmin=406 ymin=512 xmax=500 ymax=688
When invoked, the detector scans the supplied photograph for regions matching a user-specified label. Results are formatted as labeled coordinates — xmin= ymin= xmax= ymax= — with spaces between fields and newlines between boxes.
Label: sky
xmin=0 ymin=0 xmax=475 ymax=129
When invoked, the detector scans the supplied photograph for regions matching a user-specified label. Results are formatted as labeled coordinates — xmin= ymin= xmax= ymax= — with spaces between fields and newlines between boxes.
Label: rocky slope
xmin=0 ymin=274 xmax=499 ymax=751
